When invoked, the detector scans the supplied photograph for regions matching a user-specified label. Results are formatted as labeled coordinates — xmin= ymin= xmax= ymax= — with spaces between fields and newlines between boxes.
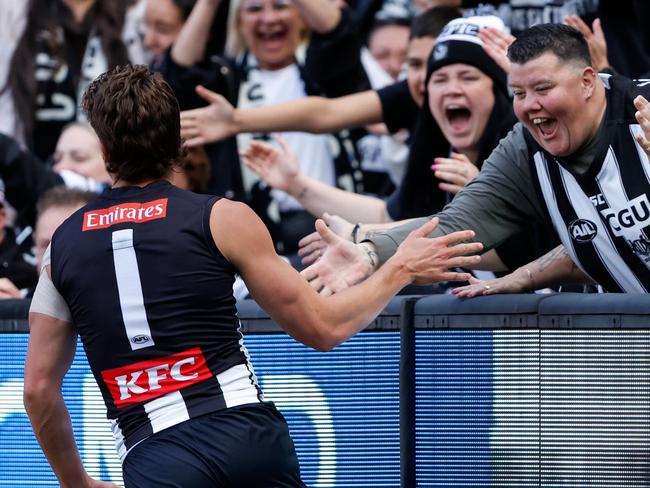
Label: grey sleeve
xmin=368 ymin=124 xmax=547 ymax=264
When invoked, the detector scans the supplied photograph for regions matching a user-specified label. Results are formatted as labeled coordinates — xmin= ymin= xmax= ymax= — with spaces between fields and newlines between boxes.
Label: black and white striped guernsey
xmin=50 ymin=180 xmax=262 ymax=462
xmin=528 ymin=75 xmax=650 ymax=292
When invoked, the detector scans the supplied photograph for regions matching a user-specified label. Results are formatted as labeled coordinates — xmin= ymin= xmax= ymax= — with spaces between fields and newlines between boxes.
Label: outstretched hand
xmin=452 ymin=268 xmax=532 ymax=298
xmin=431 ymin=152 xmax=479 ymax=194
xmin=240 ymin=137 xmax=300 ymax=192
xmin=393 ymin=218 xmax=483 ymax=285
xmin=180 ymin=85 xmax=236 ymax=147
xmin=298 ymin=213 xmax=355 ymax=265
xmin=564 ymin=16 xmax=609 ymax=71
xmin=300 ymin=219 xmax=375 ymax=295
xmin=479 ymin=27 xmax=516 ymax=73
xmin=634 ymin=95 xmax=650 ymax=156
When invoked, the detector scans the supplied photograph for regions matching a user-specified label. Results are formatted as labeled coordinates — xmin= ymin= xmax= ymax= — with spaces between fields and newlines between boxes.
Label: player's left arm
xmin=24 ymin=270 xmax=118 ymax=488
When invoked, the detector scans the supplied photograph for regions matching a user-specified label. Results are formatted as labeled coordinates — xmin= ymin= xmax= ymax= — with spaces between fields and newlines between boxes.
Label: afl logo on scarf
xmin=569 ymin=219 xmax=597 ymax=243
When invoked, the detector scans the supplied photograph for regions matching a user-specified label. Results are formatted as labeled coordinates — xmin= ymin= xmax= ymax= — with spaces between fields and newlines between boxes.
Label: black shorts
xmin=122 ymin=402 xmax=306 ymax=487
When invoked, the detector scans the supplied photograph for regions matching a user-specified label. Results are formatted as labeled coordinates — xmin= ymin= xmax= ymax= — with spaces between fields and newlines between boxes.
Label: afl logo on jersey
xmin=131 ymin=335 xmax=150 ymax=345
xmin=569 ymin=219 xmax=597 ymax=243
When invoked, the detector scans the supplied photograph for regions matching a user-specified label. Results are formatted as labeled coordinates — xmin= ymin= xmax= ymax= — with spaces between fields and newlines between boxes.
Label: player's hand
xmin=298 ymin=213 xmax=355 ymax=265
xmin=452 ymin=269 xmax=531 ymax=298
xmin=240 ymin=137 xmax=300 ymax=193
xmin=392 ymin=218 xmax=482 ymax=284
xmin=564 ymin=16 xmax=609 ymax=71
xmin=431 ymin=152 xmax=479 ymax=194
xmin=634 ymin=95 xmax=650 ymax=156
xmin=180 ymin=85 xmax=236 ymax=146
xmin=300 ymin=220 xmax=376 ymax=295
xmin=479 ymin=27 xmax=515 ymax=73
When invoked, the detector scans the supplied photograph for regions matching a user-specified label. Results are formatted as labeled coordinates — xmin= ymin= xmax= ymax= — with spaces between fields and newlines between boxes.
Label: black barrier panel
xmin=537 ymin=293 xmax=650 ymax=487
xmin=400 ymin=298 xmax=418 ymax=488
xmin=0 ymin=299 xmax=30 ymax=333
xmin=413 ymin=293 xmax=548 ymax=329
xmin=412 ymin=295 xmax=546 ymax=487
xmin=412 ymin=294 xmax=650 ymax=488
xmin=539 ymin=293 xmax=650 ymax=328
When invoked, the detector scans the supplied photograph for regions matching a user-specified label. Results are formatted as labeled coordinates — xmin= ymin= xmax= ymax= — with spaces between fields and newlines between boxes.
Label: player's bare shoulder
xmin=210 ymin=198 xmax=274 ymax=265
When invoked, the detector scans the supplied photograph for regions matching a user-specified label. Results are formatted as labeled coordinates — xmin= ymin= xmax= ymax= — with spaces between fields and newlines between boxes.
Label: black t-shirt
xmin=0 ymin=226 xmax=38 ymax=289
xmin=494 ymin=226 xmax=559 ymax=272
xmin=377 ymin=80 xmax=419 ymax=134
xmin=378 ymin=81 xmax=441 ymax=222
xmin=384 ymin=180 xmax=451 ymax=222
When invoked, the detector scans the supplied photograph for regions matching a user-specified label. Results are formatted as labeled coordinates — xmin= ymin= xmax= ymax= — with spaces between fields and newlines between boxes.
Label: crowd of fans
xmin=0 ymin=0 xmax=649 ymax=298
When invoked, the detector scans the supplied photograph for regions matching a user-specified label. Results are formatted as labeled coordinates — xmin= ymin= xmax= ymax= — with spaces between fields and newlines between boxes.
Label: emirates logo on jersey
xmin=82 ymin=198 xmax=168 ymax=231
xmin=101 ymin=347 xmax=212 ymax=407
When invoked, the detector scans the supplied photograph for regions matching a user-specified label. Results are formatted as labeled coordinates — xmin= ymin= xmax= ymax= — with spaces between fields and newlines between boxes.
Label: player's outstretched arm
xmin=211 ymin=200 xmax=482 ymax=350
xmin=25 ymin=306 xmax=120 ymax=488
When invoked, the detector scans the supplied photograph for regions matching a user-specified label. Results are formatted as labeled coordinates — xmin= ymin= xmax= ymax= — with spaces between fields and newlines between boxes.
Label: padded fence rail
xmin=1 ymin=294 xmax=649 ymax=487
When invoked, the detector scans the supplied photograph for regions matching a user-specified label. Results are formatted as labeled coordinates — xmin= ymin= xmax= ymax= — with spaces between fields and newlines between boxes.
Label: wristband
xmin=351 ymin=223 xmax=361 ymax=244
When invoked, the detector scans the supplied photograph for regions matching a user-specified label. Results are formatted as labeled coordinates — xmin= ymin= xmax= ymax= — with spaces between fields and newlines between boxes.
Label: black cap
xmin=428 ymin=15 xmax=509 ymax=96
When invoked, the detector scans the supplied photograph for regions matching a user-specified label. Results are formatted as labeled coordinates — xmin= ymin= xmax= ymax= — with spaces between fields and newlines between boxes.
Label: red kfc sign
xmin=101 ymin=347 xmax=212 ymax=407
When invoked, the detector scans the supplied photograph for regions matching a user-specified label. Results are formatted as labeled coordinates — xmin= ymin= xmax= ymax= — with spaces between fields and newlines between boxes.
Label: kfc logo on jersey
xmin=82 ymin=198 xmax=168 ymax=231
xmin=101 ymin=347 xmax=212 ymax=407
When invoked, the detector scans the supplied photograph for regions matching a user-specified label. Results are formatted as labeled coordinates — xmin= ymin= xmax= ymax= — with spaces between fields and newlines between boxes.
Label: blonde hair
xmin=225 ymin=0 xmax=245 ymax=58
xmin=224 ymin=0 xmax=310 ymax=59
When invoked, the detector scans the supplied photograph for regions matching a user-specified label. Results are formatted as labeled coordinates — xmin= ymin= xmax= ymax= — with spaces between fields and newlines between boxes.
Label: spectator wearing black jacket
xmin=160 ymin=0 xmax=370 ymax=254
xmin=0 ymin=191 xmax=38 ymax=297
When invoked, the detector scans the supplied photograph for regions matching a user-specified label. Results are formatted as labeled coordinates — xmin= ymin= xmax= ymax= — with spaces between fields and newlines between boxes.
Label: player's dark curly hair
xmin=81 ymin=64 xmax=184 ymax=183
